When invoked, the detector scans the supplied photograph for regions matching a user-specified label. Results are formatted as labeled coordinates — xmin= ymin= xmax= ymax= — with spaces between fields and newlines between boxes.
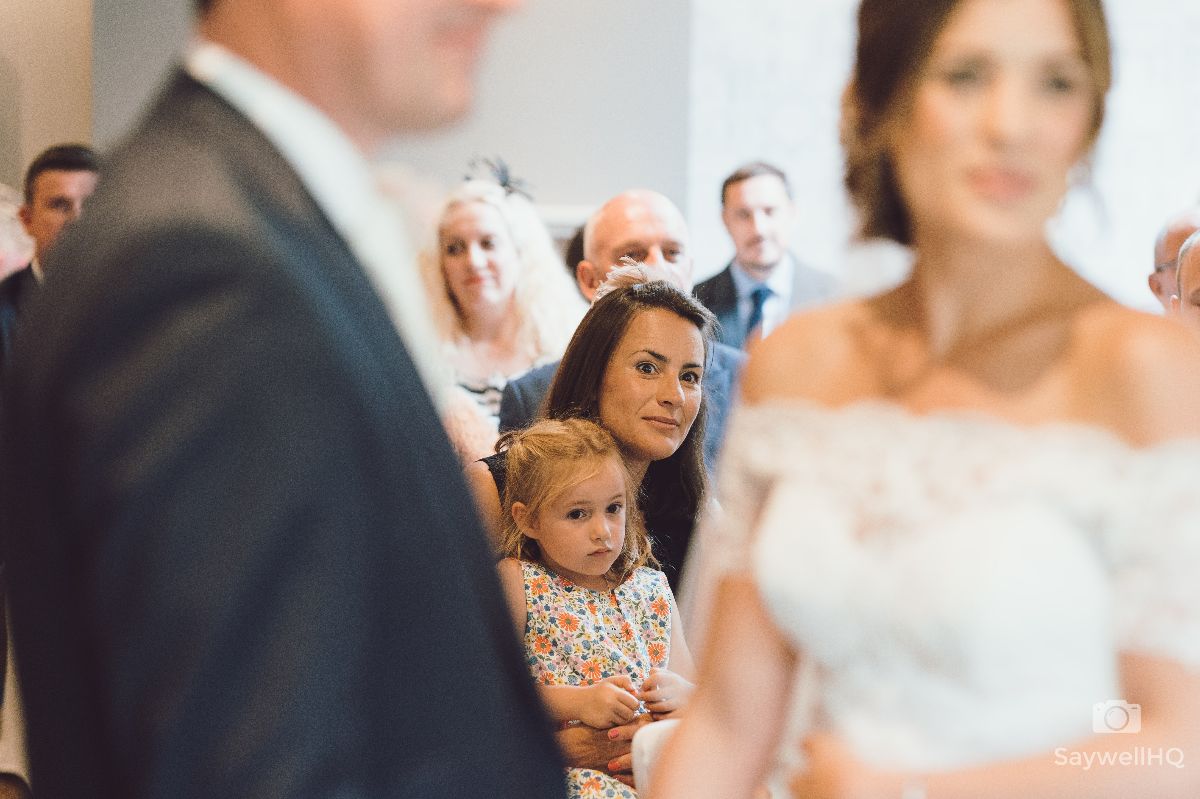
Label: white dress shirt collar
xmin=183 ymin=39 xmax=447 ymax=407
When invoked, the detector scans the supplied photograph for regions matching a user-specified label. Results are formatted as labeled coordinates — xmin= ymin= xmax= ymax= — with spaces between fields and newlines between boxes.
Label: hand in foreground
xmin=638 ymin=667 xmax=695 ymax=719
xmin=556 ymin=713 xmax=653 ymax=787
xmin=579 ymin=675 xmax=641 ymax=729
xmin=788 ymin=733 xmax=896 ymax=799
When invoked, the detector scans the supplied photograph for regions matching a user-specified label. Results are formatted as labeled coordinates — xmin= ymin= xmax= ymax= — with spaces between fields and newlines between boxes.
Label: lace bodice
xmin=703 ymin=401 xmax=1200 ymax=771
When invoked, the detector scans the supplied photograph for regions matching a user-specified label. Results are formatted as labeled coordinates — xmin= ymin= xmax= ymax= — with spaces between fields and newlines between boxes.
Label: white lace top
xmin=704 ymin=401 xmax=1200 ymax=772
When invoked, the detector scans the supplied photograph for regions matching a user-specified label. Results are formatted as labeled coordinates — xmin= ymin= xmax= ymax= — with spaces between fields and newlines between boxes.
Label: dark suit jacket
xmin=694 ymin=259 xmax=837 ymax=349
xmin=0 ymin=266 xmax=37 ymax=378
xmin=499 ymin=342 xmax=747 ymax=472
xmin=0 ymin=72 xmax=563 ymax=799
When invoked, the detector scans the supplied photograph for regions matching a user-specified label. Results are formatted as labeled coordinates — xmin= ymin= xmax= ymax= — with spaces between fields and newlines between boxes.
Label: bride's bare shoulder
xmin=740 ymin=295 xmax=892 ymax=405
xmin=1073 ymin=303 xmax=1200 ymax=443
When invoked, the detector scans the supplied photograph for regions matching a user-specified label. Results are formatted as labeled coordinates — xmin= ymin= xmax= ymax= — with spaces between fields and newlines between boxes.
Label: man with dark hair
xmin=695 ymin=160 xmax=837 ymax=349
xmin=0 ymin=1 xmax=563 ymax=798
xmin=18 ymin=143 xmax=98 ymax=269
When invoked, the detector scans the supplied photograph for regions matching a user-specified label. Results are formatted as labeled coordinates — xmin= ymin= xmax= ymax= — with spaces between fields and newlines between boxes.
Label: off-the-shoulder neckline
xmin=737 ymin=397 xmax=1200 ymax=456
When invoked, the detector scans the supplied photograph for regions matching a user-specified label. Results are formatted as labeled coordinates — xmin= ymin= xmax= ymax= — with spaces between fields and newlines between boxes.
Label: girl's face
xmin=597 ymin=308 xmax=704 ymax=475
xmin=886 ymin=0 xmax=1094 ymax=248
xmin=439 ymin=200 xmax=520 ymax=321
xmin=516 ymin=457 xmax=628 ymax=590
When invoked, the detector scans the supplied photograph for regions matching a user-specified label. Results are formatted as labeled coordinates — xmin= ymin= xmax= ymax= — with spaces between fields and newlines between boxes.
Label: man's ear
xmin=511 ymin=501 xmax=538 ymax=539
xmin=17 ymin=204 xmax=31 ymax=231
xmin=576 ymin=260 xmax=601 ymax=302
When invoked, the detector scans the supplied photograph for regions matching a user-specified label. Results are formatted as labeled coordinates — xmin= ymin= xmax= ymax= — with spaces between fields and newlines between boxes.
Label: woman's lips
xmin=643 ymin=416 xmax=680 ymax=430
xmin=968 ymin=167 xmax=1037 ymax=203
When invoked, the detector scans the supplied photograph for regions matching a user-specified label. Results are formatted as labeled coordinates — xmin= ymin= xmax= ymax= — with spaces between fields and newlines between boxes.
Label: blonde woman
xmin=420 ymin=177 xmax=586 ymax=460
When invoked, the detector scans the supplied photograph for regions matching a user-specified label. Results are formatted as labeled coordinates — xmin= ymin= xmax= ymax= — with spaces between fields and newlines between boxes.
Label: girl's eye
xmin=444 ymin=242 xmax=464 ymax=256
xmin=480 ymin=236 xmax=495 ymax=250
xmin=606 ymin=502 xmax=624 ymax=515
xmin=566 ymin=508 xmax=588 ymax=521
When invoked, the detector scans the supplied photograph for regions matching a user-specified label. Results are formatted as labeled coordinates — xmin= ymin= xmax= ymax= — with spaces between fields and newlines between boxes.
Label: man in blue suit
xmin=0 ymin=0 xmax=563 ymax=797
xmin=500 ymin=189 xmax=745 ymax=471
xmin=695 ymin=161 xmax=838 ymax=349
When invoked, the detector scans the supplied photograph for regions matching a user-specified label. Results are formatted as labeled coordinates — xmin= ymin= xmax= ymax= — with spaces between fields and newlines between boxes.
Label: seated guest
xmin=471 ymin=274 xmax=714 ymax=591
xmin=1150 ymin=208 xmax=1200 ymax=310
xmin=1171 ymin=230 xmax=1200 ymax=332
xmin=694 ymin=161 xmax=837 ymax=349
xmin=2 ymin=145 xmax=98 ymax=373
xmin=495 ymin=417 xmax=694 ymax=799
xmin=499 ymin=189 xmax=745 ymax=472
xmin=419 ymin=176 xmax=586 ymax=461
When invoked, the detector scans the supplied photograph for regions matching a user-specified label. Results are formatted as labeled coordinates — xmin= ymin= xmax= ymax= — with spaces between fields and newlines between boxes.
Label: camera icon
xmin=1093 ymin=700 xmax=1141 ymax=734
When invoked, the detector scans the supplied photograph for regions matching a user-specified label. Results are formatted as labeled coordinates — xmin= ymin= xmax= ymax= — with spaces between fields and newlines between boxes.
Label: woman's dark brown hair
xmin=842 ymin=0 xmax=1113 ymax=245
xmin=540 ymin=280 xmax=715 ymax=575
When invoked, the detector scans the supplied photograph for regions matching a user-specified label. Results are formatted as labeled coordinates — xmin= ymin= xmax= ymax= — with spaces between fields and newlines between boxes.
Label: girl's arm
xmin=642 ymin=601 xmax=696 ymax=718
xmin=494 ymin=558 xmax=527 ymax=634
xmin=647 ymin=575 xmax=798 ymax=799
xmin=790 ymin=653 xmax=1200 ymax=799
xmin=496 ymin=558 xmax=640 ymax=728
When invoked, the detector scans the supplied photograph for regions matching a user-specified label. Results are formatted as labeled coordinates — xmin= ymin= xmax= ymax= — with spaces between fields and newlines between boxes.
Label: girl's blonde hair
xmin=498 ymin=418 xmax=654 ymax=583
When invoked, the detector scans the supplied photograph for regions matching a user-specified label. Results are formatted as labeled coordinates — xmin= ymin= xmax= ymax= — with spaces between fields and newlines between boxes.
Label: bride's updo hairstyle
xmin=841 ymin=0 xmax=1113 ymax=245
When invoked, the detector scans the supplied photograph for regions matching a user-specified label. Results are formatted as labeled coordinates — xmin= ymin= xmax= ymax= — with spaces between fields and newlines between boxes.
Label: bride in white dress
xmin=649 ymin=0 xmax=1200 ymax=797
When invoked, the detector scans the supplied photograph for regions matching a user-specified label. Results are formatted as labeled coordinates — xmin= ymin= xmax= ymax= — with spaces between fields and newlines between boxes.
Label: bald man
xmin=1150 ymin=209 xmax=1200 ymax=310
xmin=0 ymin=0 xmax=563 ymax=797
xmin=499 ymin=189 xmax=745 ymax=472
xmin=1171 ymin=231 xmax=1200 ymax=333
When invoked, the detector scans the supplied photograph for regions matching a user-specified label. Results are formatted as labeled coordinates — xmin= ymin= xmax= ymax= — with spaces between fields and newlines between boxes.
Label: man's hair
xmin=23 ymin=144 xmax=98 ymax=204
xmin=720 ymin=161 xmax=791 ymax=206
xmin=195 ymin=0 xmax=215 ymax=14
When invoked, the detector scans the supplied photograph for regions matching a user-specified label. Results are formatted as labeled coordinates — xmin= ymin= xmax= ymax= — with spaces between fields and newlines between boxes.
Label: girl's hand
xmin=579 ymin=675 xmax=641 ymax=728
xmin=638 ymin=667 xmax=695 ymax=719
xmin=787 ymin=733 xmax=897 ymax=799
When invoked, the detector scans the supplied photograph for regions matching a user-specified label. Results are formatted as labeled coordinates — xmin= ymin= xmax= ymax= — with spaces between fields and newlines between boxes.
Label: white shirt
xmin=730 ymin=254 xmax=795 ymax=339
xmin=184 ymin=40 xmax=447 ymax=407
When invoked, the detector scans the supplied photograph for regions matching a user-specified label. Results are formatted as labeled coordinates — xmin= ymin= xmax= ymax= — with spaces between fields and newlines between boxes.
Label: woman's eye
xmin=636 ymin=362 xmax=657 ymax=375
xmin=941 ymin=64 xmax=983 ymax=87
xmin=1043 ymin=74 xmax=1078 ymax=94
xmin=681 ymin=370 xmax=701 ymax=385
xmin=444 ymin=242 xmax=464 ymax=256
xmin=480 ymin=236 xmax=495 ymax=250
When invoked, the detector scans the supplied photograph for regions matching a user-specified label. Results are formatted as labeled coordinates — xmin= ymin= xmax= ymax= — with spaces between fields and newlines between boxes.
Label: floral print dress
xmin=521 ymin=560 xmax=675 ymax=798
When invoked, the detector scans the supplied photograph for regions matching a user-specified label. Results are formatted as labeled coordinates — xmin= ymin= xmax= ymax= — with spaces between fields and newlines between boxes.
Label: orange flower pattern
xmin=520 ymin=560 xmax=674 ymax=798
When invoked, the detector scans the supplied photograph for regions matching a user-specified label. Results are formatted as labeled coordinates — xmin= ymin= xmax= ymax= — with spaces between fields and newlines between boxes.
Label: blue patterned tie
xmin=746 ymin=285 xmax=772 ymax=342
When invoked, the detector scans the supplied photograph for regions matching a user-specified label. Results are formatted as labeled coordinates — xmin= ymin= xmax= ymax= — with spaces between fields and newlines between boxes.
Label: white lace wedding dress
xmin=698 ymin=400 xmax=1200 ymax=781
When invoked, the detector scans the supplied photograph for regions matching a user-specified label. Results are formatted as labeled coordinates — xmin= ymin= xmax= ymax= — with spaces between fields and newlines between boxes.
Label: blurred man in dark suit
xmin=0 ymin=1 xmax=564 ymax=798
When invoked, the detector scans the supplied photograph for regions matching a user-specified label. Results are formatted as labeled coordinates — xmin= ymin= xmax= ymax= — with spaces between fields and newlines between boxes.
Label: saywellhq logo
xmin=1055 ymin=747 xmax=1186 ymax=771
xmin=1053 ymin=700 xmax=1186 ymax=770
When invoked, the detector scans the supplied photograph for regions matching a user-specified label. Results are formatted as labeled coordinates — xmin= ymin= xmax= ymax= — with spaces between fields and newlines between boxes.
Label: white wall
xmin=92 ymin=0 xmax=192 ymax=149
xmin=384 ymin=0 xmax=692 ymax=234
xmin=9 ymin=0 xmax=1197 ymax=310
xmin=0 ymin=0 xmax=93 ymax=188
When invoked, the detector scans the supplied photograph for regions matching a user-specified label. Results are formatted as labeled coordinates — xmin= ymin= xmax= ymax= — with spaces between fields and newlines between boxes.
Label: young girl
xmin=495 ymin=418 xmax=694 ymax=799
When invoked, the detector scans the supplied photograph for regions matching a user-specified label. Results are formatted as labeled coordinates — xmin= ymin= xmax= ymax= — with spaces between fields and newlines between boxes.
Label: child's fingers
xmin=614 ymin=687 xmax=640 ymax=712
xmin=607 ymin=674 xmax=636 ymax=692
